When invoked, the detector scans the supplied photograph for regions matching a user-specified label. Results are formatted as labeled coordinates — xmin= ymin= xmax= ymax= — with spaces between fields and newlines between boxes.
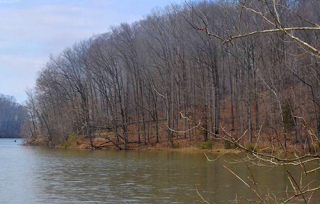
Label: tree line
xmin=23 ymin=0 xmax=320 ymax=150
xmin=0 ymin=94 xmax=26 ymax=138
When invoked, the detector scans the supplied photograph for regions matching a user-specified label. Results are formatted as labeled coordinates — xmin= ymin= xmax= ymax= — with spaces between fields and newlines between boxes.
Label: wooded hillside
xmin=23 ymin=0 xmax=320 ymax=150
xmin=0 ymin=94 xmax=25 ymax=138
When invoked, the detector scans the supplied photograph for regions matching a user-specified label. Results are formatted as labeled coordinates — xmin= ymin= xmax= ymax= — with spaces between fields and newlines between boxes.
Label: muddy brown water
xmin=1 ymin=139 xmax=320 ymax=203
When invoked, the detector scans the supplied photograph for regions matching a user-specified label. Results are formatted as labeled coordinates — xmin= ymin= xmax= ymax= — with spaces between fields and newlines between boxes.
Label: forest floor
xmin=25 ymin=114 xmax=311 ymax=154
xmin=27 ymin=134 xmax=299 ymax=156
xmin=26 ymin=135 xmax=243 ymax=154
xmin=25 ymin=131 xmax=314 ymax=156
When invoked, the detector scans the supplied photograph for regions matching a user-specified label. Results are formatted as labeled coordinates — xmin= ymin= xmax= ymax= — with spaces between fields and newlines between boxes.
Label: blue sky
xmin=0 ymin=0 xmax=182 ymax=103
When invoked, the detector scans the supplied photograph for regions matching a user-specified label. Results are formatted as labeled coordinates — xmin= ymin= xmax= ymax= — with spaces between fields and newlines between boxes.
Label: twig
xmin=286 ymin=169 xmax=308 ymax=203
xmin=223 ymin=165 xmax=266 ymax=203
xmin=238 ymin=154 xmax=258 ymax=186
xmin=195 ymin=187 xmax=210 ymax=204
xmin=204 ymin=152 xmax=226 ymax=162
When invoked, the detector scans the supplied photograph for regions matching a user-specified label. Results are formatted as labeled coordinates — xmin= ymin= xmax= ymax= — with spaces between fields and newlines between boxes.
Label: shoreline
xmin=25 ymin=135 xmax=308 ymax=156
xmin=24 ymin=136 xmax=242 ymax=154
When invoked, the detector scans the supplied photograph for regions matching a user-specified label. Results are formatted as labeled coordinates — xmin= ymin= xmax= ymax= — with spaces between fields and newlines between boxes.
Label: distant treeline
xmin=0 ymin=94 xmax=26 ymax=138
xmin=23 ymin=0 xmax=320 ymax=149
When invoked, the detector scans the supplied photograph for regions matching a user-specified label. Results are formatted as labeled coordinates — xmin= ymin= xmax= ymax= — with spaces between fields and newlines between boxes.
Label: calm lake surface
xmin=1 ymin=139 xmax=320 ymax=203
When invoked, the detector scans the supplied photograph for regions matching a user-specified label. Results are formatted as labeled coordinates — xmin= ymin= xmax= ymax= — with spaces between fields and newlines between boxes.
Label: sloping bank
xmin=25 ymin=136 xmax=242 ymax=154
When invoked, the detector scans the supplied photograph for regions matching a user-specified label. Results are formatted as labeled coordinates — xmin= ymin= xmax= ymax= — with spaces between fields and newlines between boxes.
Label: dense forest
xmin=23 ymin=0 xmax=320 ymax=150
xmin=0 ymin=94 xmax=25 ymax=138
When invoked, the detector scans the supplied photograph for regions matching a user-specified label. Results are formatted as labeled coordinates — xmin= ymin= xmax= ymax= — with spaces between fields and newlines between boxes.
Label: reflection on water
xmin=0 ymin=139 xmax=320 ymax=203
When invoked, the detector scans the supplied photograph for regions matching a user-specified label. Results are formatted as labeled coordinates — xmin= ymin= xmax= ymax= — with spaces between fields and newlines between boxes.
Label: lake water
xmin=1 ymin=139 xmax=320 ymax=203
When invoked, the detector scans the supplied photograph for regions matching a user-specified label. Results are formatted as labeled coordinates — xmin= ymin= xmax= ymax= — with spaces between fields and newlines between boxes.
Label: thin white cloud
xmin=0 ymin=55 xmax=42 ymax=102
xmin=0 ymin=3 xmax=129 ymax=102
xmin=0 ymin=0 xmax=180 ymax=103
